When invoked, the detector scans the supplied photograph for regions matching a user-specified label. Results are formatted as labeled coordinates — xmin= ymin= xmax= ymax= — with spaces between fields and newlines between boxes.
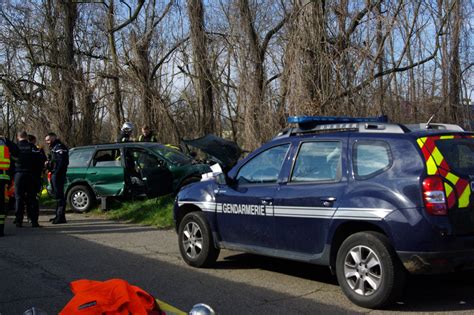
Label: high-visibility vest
xmin=0 ymin=140 xmax=10 ymax=181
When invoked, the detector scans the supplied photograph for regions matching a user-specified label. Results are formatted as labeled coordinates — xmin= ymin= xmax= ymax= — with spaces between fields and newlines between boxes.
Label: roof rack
xmin=404 ymin=123 xmax=464 ymax=132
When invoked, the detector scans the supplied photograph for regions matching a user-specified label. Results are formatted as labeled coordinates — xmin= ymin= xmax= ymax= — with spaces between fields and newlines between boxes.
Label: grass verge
xmin=94 ymin=195 xmax=175 ymax=229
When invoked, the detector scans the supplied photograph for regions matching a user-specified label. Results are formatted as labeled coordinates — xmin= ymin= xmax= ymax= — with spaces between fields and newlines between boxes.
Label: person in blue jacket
xmin=45 ymin=132 xmax=69 ymax=224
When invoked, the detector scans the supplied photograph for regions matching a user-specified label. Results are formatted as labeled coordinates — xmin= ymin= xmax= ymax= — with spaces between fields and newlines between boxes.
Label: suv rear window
xmin=435 ymin=138 xmax=474 ymax=176
xmin=353 ymin=141 xmax=392 ymax=179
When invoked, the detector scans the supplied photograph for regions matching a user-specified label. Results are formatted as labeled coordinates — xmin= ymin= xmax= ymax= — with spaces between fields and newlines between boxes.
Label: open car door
xmin=127 ymin=148 xmax=174 ymax=198
xmin=141 ymin=165 xmax=173 ymax=198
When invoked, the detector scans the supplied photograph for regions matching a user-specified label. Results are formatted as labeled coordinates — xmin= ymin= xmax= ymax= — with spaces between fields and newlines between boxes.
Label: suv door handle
xmin=321 ymin=196 xmax=336 ymax=207
xmin=88 ymin=172 xmax=97 ymax=175
xmin=261 ymin=198 xmax=273 ymax=206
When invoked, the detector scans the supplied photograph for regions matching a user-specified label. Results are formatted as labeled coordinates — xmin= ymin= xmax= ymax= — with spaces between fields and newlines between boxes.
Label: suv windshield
xmin=435 ymin=137 xmax=474 ymax=176
xmin=151 ymin=145 xmax=192 ymax=165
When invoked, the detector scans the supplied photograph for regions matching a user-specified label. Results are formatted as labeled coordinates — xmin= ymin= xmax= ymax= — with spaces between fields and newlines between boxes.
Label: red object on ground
xmin=60 ymin=279 xmax=164 ymax=315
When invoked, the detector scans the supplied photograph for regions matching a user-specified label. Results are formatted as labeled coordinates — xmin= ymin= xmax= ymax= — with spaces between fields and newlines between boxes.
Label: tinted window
xmin=291 ymin=142 xmax=342 ymax=182
xmin=236 ymin=144 xmax=290 ymax=184
xmin=353 ymin=141 xmax=391 ymax=179
xmin=93 ymin=149 xmax=121 ymax=167
xmin=69 ymin=148 xmax=94 ymax=167
xmin=435 ymin=138 xmax=474 ymax=176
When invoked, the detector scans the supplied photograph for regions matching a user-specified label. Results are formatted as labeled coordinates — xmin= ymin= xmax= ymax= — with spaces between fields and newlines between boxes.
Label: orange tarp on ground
xmin=60 ymin=279 xmax=164 ymax=315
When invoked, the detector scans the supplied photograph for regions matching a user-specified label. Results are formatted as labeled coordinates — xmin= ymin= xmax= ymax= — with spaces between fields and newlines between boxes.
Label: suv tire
xmin=178 ymin=212 xmax=220 ymax=267
xmin=336 ymin=231 xmax=406 ymax=309
xmin=67 ymin=185 xmax=95 ymax=213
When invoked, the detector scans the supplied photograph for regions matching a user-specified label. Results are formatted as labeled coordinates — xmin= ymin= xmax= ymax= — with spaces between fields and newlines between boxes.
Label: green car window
xmin=93 ymin=149 xmax=121 ymax=167
xmin=69 ymin=148 xmax=94 ymax=167
xmin=151 ymin=145 xmax=191 ymax=165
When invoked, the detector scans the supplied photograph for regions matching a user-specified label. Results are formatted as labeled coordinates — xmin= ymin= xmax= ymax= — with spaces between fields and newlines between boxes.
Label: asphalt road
xmin=1 ymin=211 xmax=474 ymax=315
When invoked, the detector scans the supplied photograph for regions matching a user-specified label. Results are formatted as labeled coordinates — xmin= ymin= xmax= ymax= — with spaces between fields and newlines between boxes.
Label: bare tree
xmin=187 ymin=0 xmax=214 ymax=136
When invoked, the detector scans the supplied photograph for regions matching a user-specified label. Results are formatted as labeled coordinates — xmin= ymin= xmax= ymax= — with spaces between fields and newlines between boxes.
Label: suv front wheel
xmin=336 ymin=231 xmax=406 ymax=309
xmin=178 ymin=212 xmax=220 ymax=267
xmin=67 ymin=185 xmax=95 ymax=213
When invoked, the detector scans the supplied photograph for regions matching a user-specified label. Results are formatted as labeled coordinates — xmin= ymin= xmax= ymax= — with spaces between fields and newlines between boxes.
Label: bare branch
xmin=110 ymin=0 xmax=145 ymax=33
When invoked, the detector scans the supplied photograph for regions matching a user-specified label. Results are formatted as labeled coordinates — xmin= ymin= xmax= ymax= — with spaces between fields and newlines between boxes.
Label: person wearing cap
xmin=138 ymin=125 xmax=157 ymax=142
xmin=117 ymin=122 xmax=135 ymax=142
xmin=45 ymin=132 xmax=69 ymax=224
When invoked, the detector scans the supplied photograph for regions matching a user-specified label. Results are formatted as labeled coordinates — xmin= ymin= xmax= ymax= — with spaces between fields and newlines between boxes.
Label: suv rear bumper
xmin=398 ymin=250 xmax=474 ymax=274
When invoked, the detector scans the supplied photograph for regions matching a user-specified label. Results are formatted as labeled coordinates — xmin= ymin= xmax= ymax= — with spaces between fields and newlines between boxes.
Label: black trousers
xmin=51 ymin=172 xmax=66 ymax=219
xmin=0 ymin=180 xmax=6 ymax=236
xmin=15 ymin=172 xmax=36 ymax=224
xmin=31 ymin=175 xmax=42 ymax=220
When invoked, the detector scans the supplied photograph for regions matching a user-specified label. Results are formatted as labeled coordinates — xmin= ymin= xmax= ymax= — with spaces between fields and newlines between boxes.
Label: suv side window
xmin=291 ymin=141 xmax=342 ymax=182
xmin=93 ymin=149 xmax=121 ymax=167
xmin=69 ymin=148 xmax=94 ymax=167
xmin=353 ymin=141 xmax=392 ymax=179
xmin=236 ymin=144 xmax=290 ymax=185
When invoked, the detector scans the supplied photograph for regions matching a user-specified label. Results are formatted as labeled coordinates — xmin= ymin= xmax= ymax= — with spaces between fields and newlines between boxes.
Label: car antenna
xmin=425 ymin=114 xmax=436 ymax=130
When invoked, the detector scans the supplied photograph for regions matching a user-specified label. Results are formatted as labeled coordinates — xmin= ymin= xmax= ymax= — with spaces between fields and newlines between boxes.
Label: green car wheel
xmin=67 ymin=185 xmax=95 ymax=213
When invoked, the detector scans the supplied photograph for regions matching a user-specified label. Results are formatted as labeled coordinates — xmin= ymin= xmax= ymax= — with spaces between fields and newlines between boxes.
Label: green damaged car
xmin=50 ymin=142 xmax=212 ymax=212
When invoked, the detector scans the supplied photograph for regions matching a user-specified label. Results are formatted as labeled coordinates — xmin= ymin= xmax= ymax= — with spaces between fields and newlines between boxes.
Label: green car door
xmin=86 ymin=148 xmax=125 ymax=196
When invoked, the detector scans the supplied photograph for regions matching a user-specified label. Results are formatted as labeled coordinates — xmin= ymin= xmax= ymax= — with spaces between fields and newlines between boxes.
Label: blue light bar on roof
xmin=288 ymin=115 xmax=388 ymax=126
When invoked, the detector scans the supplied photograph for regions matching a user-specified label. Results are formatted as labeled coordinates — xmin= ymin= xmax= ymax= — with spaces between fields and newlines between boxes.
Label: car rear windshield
xmin=435 ymin=137 xmax=474 ymax=176
xmin=151 ymin=145 xmax=191 ymax=165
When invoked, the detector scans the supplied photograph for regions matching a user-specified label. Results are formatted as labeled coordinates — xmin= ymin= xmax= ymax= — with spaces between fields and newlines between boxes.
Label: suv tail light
xmin=422 ymin=176 xmax=447 ymax=215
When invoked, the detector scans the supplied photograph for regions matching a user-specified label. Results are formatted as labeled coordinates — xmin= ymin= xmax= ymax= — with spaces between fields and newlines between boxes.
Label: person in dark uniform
xmin=138 ymin=125 xmax=157 ymax=142
xmin=0 ymin=133 xmax=18 ymax=236
xmin=14 ymin=131 xmax=41 ymax=227
xmin=45 ymin=132 xmax=69 ymax=224
xmin=28 ymin=135 xmax=47 ymax=221
xmin=117 ymin=122 xmax=134 ymax=142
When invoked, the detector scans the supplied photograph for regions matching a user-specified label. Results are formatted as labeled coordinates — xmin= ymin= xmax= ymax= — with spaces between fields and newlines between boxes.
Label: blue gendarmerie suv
xmin=173 ymin=116 xmax=474 ymax=309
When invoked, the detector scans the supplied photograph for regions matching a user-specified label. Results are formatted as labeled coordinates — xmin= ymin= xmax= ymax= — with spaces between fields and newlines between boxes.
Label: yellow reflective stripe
xmin=445 ymin=172 xmax=459 ymax=185
xmin=459 ymin=186 xmax=471 ymax=208
xmin=440 ymin=135 xmax=455 ymax=140
xmin=444 ymin=183 xmax=454 ymax=197
xmin=417 ymin=138 xmax=426 ymax=148
xmin=426 ymin=156 xmax=438 ymax=175
xmin=431 ymin=147 xmax=444 ymax=165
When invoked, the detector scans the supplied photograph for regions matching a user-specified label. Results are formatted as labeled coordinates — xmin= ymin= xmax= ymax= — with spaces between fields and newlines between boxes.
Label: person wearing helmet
xmin=117 ymin=122 xmax=134 ymax=142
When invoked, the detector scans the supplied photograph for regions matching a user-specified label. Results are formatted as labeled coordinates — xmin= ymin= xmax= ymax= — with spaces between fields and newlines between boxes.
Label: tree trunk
xmin=107 ymin=0 xmax=124 ymax=135
xmin=187 ymin=0 xmax=215 ymax=136
xmin=449 ymin=0 xmax=461 ymax=124
xmin=283 ymin=0 xmax=331 ymax=115
xmin=57 ymin=0 xmax=77 ymax=142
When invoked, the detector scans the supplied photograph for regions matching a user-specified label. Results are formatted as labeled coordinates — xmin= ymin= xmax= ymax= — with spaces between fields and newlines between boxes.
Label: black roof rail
xmin=404 ymin=123 xmax=464 ymax=132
